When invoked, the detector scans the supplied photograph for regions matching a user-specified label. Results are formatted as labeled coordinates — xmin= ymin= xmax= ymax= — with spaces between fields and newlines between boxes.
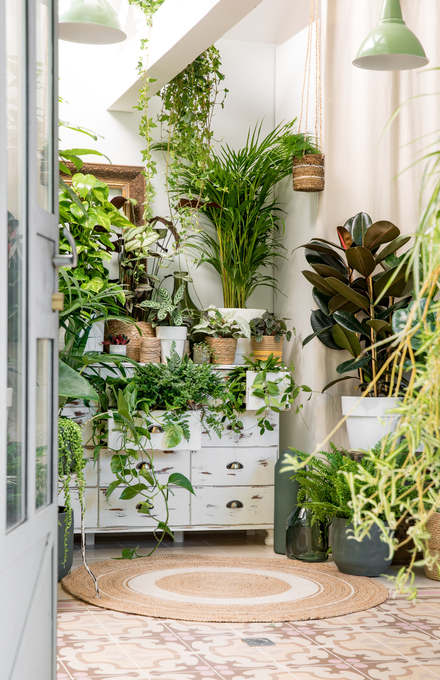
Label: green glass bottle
xmin=286 ymin=506 xmax=329 ymax=562
xmin=273 ymin=450 xmax=300 ymax=555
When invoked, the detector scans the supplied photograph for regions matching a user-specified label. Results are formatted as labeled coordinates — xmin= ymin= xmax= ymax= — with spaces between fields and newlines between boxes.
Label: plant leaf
xmin=333 ymin=311 xmax=369 ymax=336
xmin=336 ymin=226 xmax=353 ymax=249
xmin=105 ymin=480 xmax=120 ymax=500
xmin=331 ymin=325 xmax=361 ymax=357
xmin=375 ymin=235 xmax=411 ymax=265
xmin=119 ymin=487 xmax=139 ymax=500
xmin=168 ymin=472 xmax=195 ymax=495
xmin=366 ymin=319 xmax=392 ymax=333
xmin=164 ymin=424 xmax=183 ymax=448
xmin=328 ymin=295 xmax=360 ymax=314
xmin=345 ymin=212 xmax=372 ymax=246
xmin=345 ymin=246 xmax=376 ymax=278
xmin=312 ymin=288 xmax=332 ymax=316
xmin=302 ymin=271 xmax=337 ymax=296
xmin=58 ymin=359 xmax=99 ymax=400
xmin=374 ymin=266 xmax=412 ymax=300
xmin=310 ymin=310 xmax=341 ymax=351
xmin=322 ymin=376 xmax=359 ymax=393
xmin=364 ymin=221 xmax=400 ymax=251
xmin=336 ymin=354 xmax=372 ymax=376
xmin=311 ymin=263 xmax=348 ymax=283
xmin=326 ymin=278 xmax=370 ymax=310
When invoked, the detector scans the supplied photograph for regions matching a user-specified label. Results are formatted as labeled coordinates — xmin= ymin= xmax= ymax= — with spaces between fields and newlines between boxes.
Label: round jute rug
xmin=61 ymin=554 xmax=388 ymax=623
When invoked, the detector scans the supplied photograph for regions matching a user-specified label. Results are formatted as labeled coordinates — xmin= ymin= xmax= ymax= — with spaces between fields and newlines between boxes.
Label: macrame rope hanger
xmin=298 ymin=0 xmax=323 ymax=155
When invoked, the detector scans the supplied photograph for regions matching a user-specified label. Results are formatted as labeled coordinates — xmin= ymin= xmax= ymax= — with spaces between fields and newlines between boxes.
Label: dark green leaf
xmin=331 ymin=325 xmax=361 ymax=357
xmin=168 ymin=472 xmax=195 ymax=495
xmin=312 ymin=288 xmax=332 ymax=316
xmin=345 ymin=246 xmax=376 ymax=277
xmin=366 ymin=319 xmax=391 ymax=333
xmin=376 ymin=296 xmax=411 ymax=319
xmin=328 ymin=295 xmax=360 ymax=315
xmin=310 ymin=310 xmax=341 ymax=351
xmin=333 ymin=311 xmax=369 ymax=336
xmin=106 ymin=480 xmax=120 ymax=500
xmin=375 ymin=235 xmax=411 ymax=265
xmin=374 ymin=266 xmax=412 ymax=301
xmin=58 ymin=359 xmax=99 ymax=400
xmin=336 ymin=354 xmax=372 ymax=376
xmin=346 ymin=212 xmax=372 ymax=246
xmin=322 ymin=376 xmax=359 ymax=393
xmin=302 ymin=270 xmax=337 ymax=296
xmin=364 ymin=221 xmax=400 ymax=251
xmin=326 ymin=278 xmax=370 ymax=310
xmin=311 ymin=263 xmax=348 ymax=283
xmin=119 ymin=487 xmax=139 ymax=500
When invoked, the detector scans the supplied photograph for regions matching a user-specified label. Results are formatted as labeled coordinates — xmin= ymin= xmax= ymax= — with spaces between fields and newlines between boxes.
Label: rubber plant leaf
xmin=345 ymin=212 xmax=372 ymax=246
xmin=331 ymin=325 xmax=361 ymax=357
xmin=298 ymin=241 xmax=345 ymax=261
xmin=312 ymin=288 xmax=332 ymax=316
xmin=336 ymin=226 xmax=353 ymax=250
xmin=376 ymin=296 xmax=412 ymax=320
xmin=302 ymin=325 xmax=334 ymax=347
xmin=309 ymin=237 xmax=345 ymax=251
xmin=345 ymin=246 xmax=376 ymax=278
xmin=328 ymin=295 xmax=360 ymax=314
xmin=58 ymin=359 xmax=99 ymax=400
xmin=366 ymin=319 xmax=392 ymax=333
xmin=311 ymin=263 xmax=349 ymax=283
xmin=336 ymin=354 xmax=372 ymax=376
xmin=168 ymin=472 xmax=195 ymax=495
xmin=333 ymin=311 xmax=369 ymax=336
xmin=364 ymin=221 xmax=400 ymax=251
xmin=374 ymin=266 xmax=412 ymax=301
xmin=305 ymin=249 xmax=348 ymax=275
xmin=322 ymin=376 xmax=359 ymax=393
xmin=375 ymin=235 xmax=411 ymax=265
xmin=310 ymin=309 xmax=341 ymax=351
xmin=325 ymin=278 xmax=370 ymax=311
xmin=302 ymin=271 xmax=337 ymax=296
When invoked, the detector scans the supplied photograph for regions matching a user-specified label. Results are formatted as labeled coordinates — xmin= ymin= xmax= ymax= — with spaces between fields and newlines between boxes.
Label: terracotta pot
xmin=251 ymin=336 xmax=283 ymax=361
xmin=206 ymin=337 xmax=237 ymax=365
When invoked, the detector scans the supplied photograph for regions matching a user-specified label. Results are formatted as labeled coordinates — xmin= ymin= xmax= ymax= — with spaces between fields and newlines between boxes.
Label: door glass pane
xmin=6 ymin=0 xmax=26 ymax=529
xmin=36 ymin=0 xmax=53 ymax=212
xmin=36 ymin=340 xmax=53 ymax=509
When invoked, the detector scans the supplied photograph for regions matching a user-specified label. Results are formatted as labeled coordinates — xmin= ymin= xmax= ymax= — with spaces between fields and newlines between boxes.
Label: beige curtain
xmin=276 ymin=0 xmax=440 ymax=454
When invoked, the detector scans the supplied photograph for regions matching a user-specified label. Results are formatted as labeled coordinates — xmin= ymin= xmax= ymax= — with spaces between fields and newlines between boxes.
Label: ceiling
xmin=222 ymin=0 xmax=311 ymax=44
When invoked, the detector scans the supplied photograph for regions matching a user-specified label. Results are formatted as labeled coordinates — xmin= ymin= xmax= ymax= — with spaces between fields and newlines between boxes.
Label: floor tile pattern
xmin=57 ymin=532 xmax=440 ymax=680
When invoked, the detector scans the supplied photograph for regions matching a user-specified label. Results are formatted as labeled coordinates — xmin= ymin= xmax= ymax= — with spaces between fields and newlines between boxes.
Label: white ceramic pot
xmin=84 ymin=319 xmax=105 ymax=353
xmin=341 ymin=396 xmax=400 ymax=451
xmin=155 ymin=326 xmax=188 ymax=362
xmin=109 ymin=345 xmax=127 ymax=356
xmin=234 ymin=338 xmax=253 ymax=365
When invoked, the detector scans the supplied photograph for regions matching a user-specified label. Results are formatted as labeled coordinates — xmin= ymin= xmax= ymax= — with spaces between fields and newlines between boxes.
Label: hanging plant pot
xmin=206 ymin=337 xmax=237 ymax=365
xmin=293 ymin=154 xmax=325 ymax=192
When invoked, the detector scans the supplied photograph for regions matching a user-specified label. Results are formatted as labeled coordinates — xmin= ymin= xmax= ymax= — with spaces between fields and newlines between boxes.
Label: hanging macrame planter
xmin=293 ymin=0 xmax=325 ymax=193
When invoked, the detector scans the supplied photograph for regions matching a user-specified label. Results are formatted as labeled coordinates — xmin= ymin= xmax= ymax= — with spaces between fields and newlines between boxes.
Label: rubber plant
xmin=300 ymin=212 xmax=413 ymax=395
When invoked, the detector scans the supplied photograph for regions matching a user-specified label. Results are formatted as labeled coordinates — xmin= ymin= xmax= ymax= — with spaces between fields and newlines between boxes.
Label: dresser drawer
xmin=58 ymin=487 xmax=98 ymax=530
xmin=191 ymin=486 xmax=274 ymax=525
xmin=100 ymin=449 xmax=191 ymax=486
xmin=201 ymin=413 xmax=279 ymax=449
xmin=98 ymin=486 xmax=190 ymax=528
xmin=192 ymin=448 xmax=277 ymax=486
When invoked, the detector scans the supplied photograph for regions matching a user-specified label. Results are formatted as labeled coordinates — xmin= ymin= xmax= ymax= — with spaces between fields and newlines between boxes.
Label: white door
xmin=0 ymin=0 xmax=59 ymax=677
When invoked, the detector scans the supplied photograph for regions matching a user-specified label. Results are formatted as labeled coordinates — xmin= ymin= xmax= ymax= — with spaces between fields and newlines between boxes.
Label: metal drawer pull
xmin=136 ymin=502 xmax=154 ymax=510
xmin=148 ymin=424 xmax=164 ymax=433
xmin=226 ymin=500 xmax=244 ymax=509
xmin=227 ymin=462 xmax=243 ymax=470
xmin=136 ymin=461 xmax=151 ymax=470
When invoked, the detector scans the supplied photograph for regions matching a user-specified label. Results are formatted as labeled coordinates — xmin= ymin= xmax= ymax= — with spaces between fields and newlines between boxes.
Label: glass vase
xmin=286 ymin=507 xmax=329 ymax=563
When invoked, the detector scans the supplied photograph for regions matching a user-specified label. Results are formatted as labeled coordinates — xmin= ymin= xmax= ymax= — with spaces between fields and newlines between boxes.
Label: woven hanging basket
xmin=424 ymin=513 xmax=440 ymax=581
xmin=293 ymin=154 xmax=325 ymax=192
xmin=251 ymin=337 xmax=283 ymax=362
xmin=139 ymin=337 xmax=161 ymax=364
xmin=206 ymin=338 xmax=237 ymax=365
xmin=105 ymin=320 xmax=155 ymax=361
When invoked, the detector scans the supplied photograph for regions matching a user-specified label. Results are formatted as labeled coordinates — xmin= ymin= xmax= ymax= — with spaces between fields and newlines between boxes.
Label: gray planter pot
xmin=331 ymin=516 xmax=393 ymax=577
xmin=58 ymin=507 xmax=74 ymax=581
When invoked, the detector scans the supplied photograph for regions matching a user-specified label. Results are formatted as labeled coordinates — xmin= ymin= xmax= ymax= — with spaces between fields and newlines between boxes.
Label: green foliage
xmin=139 ymin=284 xmax=185 ymax=326
xmin=191 ymin=307 xmax=251 ymax=339
xmin=58 ymin=418 xmax=87 ymax=565
xmin=182 ymin=121 xmax=304 ymax=308
xmin=250 ymin=311 xmax=293 ymax=343
xmin=300 ymin=212 xmax=413 ymax=395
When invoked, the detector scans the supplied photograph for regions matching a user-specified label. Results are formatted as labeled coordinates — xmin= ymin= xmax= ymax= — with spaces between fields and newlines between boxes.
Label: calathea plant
xmin=138 ymin=285 xmax=185 ymax=326
xmin=300 ymin=212 xmax=413 ymax=395
xmin=250 ymin=311 xmax=293 ymax=343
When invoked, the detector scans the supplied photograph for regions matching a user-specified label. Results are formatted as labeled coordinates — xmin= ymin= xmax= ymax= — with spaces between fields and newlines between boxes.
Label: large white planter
xmin=107 ymin=410 xmax=201 ymax=452
xmin=155 ymin=326 xmax=187 ymax=362
xmin=109 ymin=345 xmax=127 ymax=356
xmin=341 ymin=396 xmax=400 ymax=451
xmin=246 ymin=371 xmax=291 ymax=411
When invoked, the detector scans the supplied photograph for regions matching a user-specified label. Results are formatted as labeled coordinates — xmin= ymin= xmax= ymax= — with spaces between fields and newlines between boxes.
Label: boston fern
xmin=300 ymin=212 xmax=413 ymax=395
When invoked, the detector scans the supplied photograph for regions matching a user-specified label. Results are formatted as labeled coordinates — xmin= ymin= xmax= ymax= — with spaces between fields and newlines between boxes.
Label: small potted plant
xmin=138 ymin=285 xmax=188 ymax=362
xmin=102 ymin=334 xmax=130 ymax=356
xmin=281 ymin=443 xmax=403 ymax=576
xmin=300 ymin=211 xmax=413 ymax=450
xmin=192 ymin=341 xmax=212 ymax=364
xmin=250 ymin=311 xmax=293 ymax=361
xmin=191 ymin=307 xmax=251 ymax=365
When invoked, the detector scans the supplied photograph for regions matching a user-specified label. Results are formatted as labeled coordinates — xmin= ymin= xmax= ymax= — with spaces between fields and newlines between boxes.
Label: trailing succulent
xmin=300 ymin=212 xmax=413 ymax=395
xmin=250 ymin=311 xmax=292 ymax=343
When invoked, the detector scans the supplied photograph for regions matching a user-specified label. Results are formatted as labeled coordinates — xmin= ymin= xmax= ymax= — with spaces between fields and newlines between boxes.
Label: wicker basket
xmin=105 ymin=320 xmax=155 ymax=361
xmin=206 ymin=337 xmax=237 ymax=365
xmin=139 ymin=337 xmax=161 ymax=364
xmin=251 ymin=336 xmax=283 ymax=361
xmin=293 ymin=154 xmax=325 ymax=192
xmin=424 ymin=513 xmax=440 ymax=580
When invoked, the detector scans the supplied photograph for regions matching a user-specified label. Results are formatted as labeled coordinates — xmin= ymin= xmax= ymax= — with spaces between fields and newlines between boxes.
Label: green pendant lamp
xmin=353 ymin=0 xmax=428 ymax=71
xmin=59 ymin=0 xmax=127 ymax=44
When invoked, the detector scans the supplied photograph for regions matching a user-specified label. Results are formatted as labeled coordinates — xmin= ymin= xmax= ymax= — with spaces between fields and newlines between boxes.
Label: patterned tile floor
xmin=57 ymin=532 xmax=440 ymax=680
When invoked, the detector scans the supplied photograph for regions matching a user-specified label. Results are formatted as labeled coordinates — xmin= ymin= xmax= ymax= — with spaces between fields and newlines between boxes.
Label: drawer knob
xmin=136 ymin=461 xmax=151 ymax=470
xmin=226 ymin=500 xmax=244 ymax=509
xmin=227 ymin=462 xmax=243 ymax=470
xmin=148 ymin=425 xmax=164 ymax=434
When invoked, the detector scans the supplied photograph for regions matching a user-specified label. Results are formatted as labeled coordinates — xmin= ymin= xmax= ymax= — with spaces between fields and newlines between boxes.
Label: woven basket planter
xmin=206 ymin=338 xmax=237 ymax=365
xmin=424 ymin=513 xmax=440 ymax=581
xmin=293 ymin=154 xmax=325 ymax=192
xmin=139 ymin=337 xmax=161 ymax=364
xmin=251 ymin=336 xmax=283 ymax=361
xmin=105 ymin=320 xmax=155 ymax=361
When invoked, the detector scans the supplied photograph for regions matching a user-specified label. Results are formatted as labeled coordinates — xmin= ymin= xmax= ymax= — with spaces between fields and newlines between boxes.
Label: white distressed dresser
xmin=61 ymin=365 xmax=279 ymax=546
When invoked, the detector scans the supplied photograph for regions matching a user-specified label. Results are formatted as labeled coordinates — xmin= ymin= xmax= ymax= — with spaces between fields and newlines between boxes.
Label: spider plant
xmin=179 ymin=121 xmax=319 ymax=308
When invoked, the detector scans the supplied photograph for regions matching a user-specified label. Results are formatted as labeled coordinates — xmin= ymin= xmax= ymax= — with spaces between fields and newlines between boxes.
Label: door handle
xmin=52 ymin=228 xmax=78 ymax=268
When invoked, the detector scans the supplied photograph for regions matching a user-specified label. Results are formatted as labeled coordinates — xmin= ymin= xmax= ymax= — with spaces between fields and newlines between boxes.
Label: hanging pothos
xmin=128 ymin=0 xmax=227 ymax=245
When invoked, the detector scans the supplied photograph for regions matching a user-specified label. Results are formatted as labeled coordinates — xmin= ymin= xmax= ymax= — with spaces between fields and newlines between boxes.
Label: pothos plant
xmin=300 ymin=212 xmax=413 ymax=395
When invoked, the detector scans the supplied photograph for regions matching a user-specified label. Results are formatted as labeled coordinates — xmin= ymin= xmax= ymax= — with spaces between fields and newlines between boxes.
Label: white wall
xmin=58 ymin=35 xmax=276 ymax=311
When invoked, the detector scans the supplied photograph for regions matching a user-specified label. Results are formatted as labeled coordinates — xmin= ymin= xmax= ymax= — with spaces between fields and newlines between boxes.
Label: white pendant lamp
xmin=353 ymin=0 xmax=428 ymax=71
xmin=59 ymin=0 xmax=127 ymax=45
